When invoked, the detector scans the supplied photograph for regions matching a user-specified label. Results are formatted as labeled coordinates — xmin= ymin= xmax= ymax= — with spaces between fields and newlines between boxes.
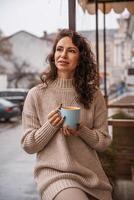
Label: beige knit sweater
xmin=21 ymin=78 xmax=112 ymax=200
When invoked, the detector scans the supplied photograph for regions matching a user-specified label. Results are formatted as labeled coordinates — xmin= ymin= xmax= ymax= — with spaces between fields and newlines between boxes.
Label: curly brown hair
xmin=40 ymin=29 xmax=99 ymax=109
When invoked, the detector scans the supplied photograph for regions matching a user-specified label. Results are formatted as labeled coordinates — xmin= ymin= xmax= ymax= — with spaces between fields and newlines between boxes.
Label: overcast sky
xmin=0 ymin=0 xmax=127 ymax=37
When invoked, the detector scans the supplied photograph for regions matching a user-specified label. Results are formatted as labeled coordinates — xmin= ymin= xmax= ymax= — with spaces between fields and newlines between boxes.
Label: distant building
xmin=0 ymin=31 xmax=53 ymax=88
xmin=0 ymin=22 xmax=134 ymax=89
xmin=125 ymin=14 xmax=134 ymax=91
xmin=126 ymin=14 xmax=134 ymax=68
xmin=4 ymin=30 xmax=53 ymax=73
xmin=80 ymin=29 xmax=117 ymax=73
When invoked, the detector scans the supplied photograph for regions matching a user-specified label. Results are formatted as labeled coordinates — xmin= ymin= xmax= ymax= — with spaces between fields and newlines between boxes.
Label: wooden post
xmin=131 ymin=166 xmax=134 ymax=181
xmin=103 ymin=2 xmax=108 ymax=104
xmin=68 ymin=0 xmax=76 ymax=31
xmin=95 ymin=0 xmax=99 ymax=68
xmin=95 ymin=0 xmax=100 ymax=88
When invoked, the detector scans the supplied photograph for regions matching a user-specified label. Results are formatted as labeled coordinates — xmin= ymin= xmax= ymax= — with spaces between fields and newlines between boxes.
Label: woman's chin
xmin=57 ymin=67 xmax=68 ymax=72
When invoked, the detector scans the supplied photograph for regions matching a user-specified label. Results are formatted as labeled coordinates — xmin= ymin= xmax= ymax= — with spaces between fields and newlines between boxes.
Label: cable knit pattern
xmin=21 ymin=78 xmax=113 ymax=200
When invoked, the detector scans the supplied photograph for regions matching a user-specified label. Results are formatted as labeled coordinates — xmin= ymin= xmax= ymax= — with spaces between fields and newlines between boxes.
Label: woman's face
xmin=54 ymin=36 xmax=79 ymax=77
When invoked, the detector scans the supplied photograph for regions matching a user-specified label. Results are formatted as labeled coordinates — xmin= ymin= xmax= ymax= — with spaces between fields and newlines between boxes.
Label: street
xmin=0 ymin=120 xmax=40 ymax=200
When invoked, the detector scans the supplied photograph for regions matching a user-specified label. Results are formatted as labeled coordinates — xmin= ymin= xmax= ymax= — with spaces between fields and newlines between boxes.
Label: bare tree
xmin=9 ymin=58 xmax=38 ymax=88
xmin=0 ymin=30 xmax=12 ymax=59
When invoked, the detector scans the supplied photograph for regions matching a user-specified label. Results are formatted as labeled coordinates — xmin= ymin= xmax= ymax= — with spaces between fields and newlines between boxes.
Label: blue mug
xmin=59 ymin=106 xmax=80 ymax=129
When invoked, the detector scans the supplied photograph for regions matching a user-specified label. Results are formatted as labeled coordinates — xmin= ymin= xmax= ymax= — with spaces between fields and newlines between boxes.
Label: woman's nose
xmin=61 ymin=50 xmax=67 ymax=58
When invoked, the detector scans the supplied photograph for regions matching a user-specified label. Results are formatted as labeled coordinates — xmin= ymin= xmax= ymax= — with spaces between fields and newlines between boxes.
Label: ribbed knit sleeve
xmin=78 ymin=90 xmax=112 ymax=152
xmin=21 ymin=87 xmax=59 ymax=154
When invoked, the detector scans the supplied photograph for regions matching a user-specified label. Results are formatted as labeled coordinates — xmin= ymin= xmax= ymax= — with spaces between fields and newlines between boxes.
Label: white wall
xmin=9 ymin=31 xmax=52 ymax=73
xmin=0 ymin=75 xmax=7 ymax=89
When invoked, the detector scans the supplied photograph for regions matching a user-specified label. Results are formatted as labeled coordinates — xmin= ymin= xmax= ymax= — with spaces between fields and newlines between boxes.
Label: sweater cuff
xmin=78 ymin=125 xmax=99 ymax=148
xmin=34 ymin=120 xmax=59 ymax=144
xmin=22 ymin=121 xmax=59 ymax=154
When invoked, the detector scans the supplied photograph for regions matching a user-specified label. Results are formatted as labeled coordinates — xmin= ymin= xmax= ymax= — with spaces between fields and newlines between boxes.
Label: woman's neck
xmin=50 ymin=78 xmax=74 ymax=89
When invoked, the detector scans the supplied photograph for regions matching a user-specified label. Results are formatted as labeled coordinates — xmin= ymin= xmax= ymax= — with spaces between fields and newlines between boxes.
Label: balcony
xmin=99 ymin=93 xmax=134 ymax=199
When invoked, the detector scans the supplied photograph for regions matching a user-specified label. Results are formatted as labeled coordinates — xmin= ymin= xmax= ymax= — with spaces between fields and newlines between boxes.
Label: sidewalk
xmin=0 ymin=123 xmax=40 ymax=200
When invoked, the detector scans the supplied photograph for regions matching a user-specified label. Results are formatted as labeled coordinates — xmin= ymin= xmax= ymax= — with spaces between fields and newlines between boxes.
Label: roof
xmin=3 ymin=30 xmax=40 ymax=40
xmin=78 ymin=0 xmax=134 ymax=14
xmin=1 ymin=30 xmax=53 ymax=42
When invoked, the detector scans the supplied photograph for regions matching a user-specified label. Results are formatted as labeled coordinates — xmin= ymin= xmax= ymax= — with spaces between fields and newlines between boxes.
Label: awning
xmin=78 ymin=0 xmax=134 ymax=14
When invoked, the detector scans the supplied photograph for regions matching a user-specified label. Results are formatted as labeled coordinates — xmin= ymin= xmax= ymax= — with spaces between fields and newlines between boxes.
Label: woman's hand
xmin=61 ymin=124 xmax=81 ymax=136
xmin=48 ymin=108 xmax=64 ymax=128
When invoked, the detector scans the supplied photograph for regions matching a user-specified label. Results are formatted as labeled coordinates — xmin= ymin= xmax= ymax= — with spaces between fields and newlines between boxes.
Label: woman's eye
xmin=56 ymin=48 xmax=62 ymax=52
xmin=68 ymin=49 xmax=76 ymax=53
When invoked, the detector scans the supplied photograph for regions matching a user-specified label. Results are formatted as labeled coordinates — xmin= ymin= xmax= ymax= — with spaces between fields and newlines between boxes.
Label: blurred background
xmin=0 ymin=0 xmax=134 ymax=200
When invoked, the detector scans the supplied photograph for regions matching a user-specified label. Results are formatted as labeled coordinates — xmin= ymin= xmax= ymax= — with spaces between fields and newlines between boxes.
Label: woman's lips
xmin=58 ymin=60 xmax=69 ymax=65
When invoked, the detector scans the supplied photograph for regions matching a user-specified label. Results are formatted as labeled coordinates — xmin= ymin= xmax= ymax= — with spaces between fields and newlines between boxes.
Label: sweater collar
xmin=50 ymin=78 xmax=74 ymax=89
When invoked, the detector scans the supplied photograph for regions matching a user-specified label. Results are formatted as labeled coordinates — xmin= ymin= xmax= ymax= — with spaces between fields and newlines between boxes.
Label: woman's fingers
xmin=52 ymin=117 xmax=64 ymax=127
xmin=49 ymin=113 xmax=59 ymax=122
xmin=65 ymin=127 xmax=71 ymax=136
xmin=61 ymin=127 xmax=66 ymax=136
xmin=48 ymin=108 xmax=65 ymax=128
xmin=68 ymin=128 xmax=78 ymax=136
xmin=48 ymin=109 xmax=59 ymax=119
xmin=57 ymin=117 xmax=65 ymax=126
xmin=61 ymin=126 xmax=79 ymax=136
xmin=62 ymin=127 xmax=71 ymax=136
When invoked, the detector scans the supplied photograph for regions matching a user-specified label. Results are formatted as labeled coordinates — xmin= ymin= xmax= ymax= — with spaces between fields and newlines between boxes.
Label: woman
xmin=21 ymin=29 xmax=112 ymax=200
